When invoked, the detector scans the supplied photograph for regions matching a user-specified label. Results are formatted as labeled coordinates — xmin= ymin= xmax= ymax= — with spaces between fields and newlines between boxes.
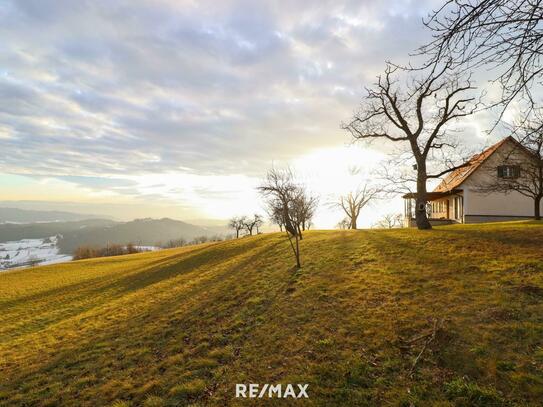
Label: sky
xmin=0 ymin=0 xmax=500 ymax=228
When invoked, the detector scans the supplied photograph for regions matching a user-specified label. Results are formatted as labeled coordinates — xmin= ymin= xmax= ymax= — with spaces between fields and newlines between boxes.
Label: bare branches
xmin=243 ymin=214 xmax=264 ymax=236
xmin=228 ymin=216 xmax=247 ymax=239
xmin=407 ymin=318 xmax=446 ymax=375
xmin=420 ymin=0 xmax=543 ymax=116
xmin=373 ymin=213 xmax=403 ymax=229
xmin=258 ymin=168 xmax=319 ymax=268
xmin=333 ymin=183 xmax=381 ymax=229
xmin=475 ymin=112 xmax=543 ymax=219
xmin=343 ymin=62 xmax=479 ymax=229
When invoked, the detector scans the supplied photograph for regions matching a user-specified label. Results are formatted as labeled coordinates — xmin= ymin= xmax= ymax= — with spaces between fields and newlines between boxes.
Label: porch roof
xmin=402 ymin=189 xmax=462 ymax=201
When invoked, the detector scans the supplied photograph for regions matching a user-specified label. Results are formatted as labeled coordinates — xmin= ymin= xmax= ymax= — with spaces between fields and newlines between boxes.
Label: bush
xmin=191 ymin=236 xmax=209 ymax=244
xmin=73 ymin=243 xmax=143 ymax=261
xmin=163 ymin=238 xmax=187 ymax=249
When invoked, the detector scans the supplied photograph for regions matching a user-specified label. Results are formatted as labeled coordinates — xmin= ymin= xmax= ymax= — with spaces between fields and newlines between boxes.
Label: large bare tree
xmin=334 ymin=183 xmax=380 ymax=229
xmin=476 ymin=116 xmax=543 ymax=219
xmin=343 ymin=62 xmax=480 ymax=229
xmin=421 ymin=0 xmax=543 ymax=114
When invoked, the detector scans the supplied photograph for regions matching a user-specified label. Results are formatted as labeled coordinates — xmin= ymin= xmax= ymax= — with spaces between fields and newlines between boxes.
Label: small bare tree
xmin=343 ymin=61 xmax=480 ymax=229
xmin=336 ymin=218 xmax=350 ymax=229
xmin=475 ymin=117 xmax=543 ymax=220
xmin=243 ymin=214 xmax=264 ymax=235
xmin=254 ymin=214 xmax=264 ymax=234
xmin=374 ymin=213 xmax=404 ymax=229
xmin=258 ymin=168 xmax=312 ymax=268
xmin=228 ymin=216 xmax=246 ymax=238
xmin=334 ymin=183 xmax=380 ymax=229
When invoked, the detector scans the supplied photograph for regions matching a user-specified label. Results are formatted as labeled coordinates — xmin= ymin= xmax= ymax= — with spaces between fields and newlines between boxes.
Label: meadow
xmin=1 ymin=222 xmax=543 ymax=406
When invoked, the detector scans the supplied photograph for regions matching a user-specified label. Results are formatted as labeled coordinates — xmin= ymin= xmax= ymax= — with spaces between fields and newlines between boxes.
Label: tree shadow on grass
xmin=0 ymin=237 xmax=271 ymax=341
xmin=2 ymin=238 xmax=289 ymax=405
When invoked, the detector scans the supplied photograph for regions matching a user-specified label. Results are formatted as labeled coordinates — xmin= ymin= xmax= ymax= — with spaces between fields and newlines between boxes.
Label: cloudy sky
xmin=0 ymin=0 xmax=497 ymax=227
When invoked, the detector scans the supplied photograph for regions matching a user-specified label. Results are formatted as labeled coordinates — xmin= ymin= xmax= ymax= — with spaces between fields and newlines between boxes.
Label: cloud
xmin=2 ymin=0 xmax=488 ymax=225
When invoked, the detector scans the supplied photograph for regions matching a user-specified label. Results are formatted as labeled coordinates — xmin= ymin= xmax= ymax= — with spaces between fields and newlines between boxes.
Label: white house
xmin=403 ymin=136 xmax=543 ymax=226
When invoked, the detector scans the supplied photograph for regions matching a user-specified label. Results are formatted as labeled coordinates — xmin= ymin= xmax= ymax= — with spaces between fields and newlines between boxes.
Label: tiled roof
xmin=433 ymin=137 xmax=514 ymax=193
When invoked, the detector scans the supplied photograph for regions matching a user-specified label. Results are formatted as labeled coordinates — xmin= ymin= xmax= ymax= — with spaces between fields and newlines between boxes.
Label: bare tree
xmin=336 ymin=218 xmax=350 ymax=229
xmin=254 ymin=214 xmax=264 ymax=234
xmin=334 ymin=183 xmax=380 ymax=229
xmin=343 ymin=62 xmax=480 ymax=229
xmin=243 ymin=214 xmax=264 ymax=235
xmin=258 ymin=168 xmax=311 ymax=268
xmin=475 ymin=117 xmax=543 ymax=220
xmin=421 ymin=0 xmax=543 ymax=115
xmin=228 ymin=216 xmax=246 ymax=238
xmin=374 ymin=213 xmax=404 ymax=229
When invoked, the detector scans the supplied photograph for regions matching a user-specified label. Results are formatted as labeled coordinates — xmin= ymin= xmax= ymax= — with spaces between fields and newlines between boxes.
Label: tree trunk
xmin=297 ymin=225 xmax=303 ymax=240
xmin=295 ymin=234 xmax=301 ymax=268
xmin=236 ymin=230 xmax=240 ymax=238
xmin=351 ymin=216 xmax=357 ymax=230
xmin=535 ymin=195 xmax=542 ymax=220
xmin=415 ymin=170 xmax=432 ymax=230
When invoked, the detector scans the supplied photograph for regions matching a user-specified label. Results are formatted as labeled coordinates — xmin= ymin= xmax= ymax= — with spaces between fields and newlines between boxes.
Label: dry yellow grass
xmin=1 ymin=221 xmax=543 ymax=406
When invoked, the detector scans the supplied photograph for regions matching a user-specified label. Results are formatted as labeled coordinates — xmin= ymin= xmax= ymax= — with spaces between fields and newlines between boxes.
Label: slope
xmin=1 ymin=222 xmax=543 ymax=406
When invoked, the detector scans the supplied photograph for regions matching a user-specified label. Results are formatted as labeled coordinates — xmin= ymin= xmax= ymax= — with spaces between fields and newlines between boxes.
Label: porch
xmin=402 ymin=190 xmax=464 ymax=228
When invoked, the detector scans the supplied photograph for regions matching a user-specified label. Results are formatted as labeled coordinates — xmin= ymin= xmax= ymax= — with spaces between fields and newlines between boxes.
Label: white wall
xmin=462 ymin=141 xmax=542 ymax=218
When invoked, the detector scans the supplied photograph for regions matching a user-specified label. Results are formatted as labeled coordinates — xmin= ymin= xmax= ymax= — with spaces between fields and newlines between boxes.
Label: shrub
xmin=73 ymin=243 xmax=143 ymax=261
xmin=163 ymin=238 xmax=187 ymax=248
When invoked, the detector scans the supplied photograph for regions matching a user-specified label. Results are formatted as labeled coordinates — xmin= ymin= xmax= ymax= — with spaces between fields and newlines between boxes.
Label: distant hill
xmin=0 ymin=217 xmax=228 ymax=255
xmin=0 ymin=207 xmax=109 ymax=223
xmin=0 ymin=219 xmax=116 ymax=244
xmin=56 ymin=218 xmax=224 ymax=254
xmin=1 ymin=222 xmax=542 ymax=406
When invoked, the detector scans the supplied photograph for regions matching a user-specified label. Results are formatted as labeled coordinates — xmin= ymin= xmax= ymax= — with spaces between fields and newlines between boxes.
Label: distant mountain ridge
xmin=57 ymin=218 xmax=228 ymax=254
xmin=0 ymin=208 xmax=109 ymax=223
xmin=0 ymin=217 xmax=229 ymax=255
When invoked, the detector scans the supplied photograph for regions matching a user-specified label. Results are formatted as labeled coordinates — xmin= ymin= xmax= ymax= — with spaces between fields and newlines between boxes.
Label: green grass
xmin=1 ymin=221 xmax=543 ymax=406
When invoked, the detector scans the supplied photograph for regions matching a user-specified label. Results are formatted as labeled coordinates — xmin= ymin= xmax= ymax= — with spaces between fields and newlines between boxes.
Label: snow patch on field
xmin=0 ymin=236 xmax=72 ymax=270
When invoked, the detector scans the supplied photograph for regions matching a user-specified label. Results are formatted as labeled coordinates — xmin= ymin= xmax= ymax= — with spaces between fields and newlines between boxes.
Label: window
xmin=497 ymin=165 xmax=520 ymax=179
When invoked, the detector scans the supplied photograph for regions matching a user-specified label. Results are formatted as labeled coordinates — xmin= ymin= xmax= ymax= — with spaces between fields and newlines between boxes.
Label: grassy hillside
xmin=1 ymin=222 xmax=543 ymax=406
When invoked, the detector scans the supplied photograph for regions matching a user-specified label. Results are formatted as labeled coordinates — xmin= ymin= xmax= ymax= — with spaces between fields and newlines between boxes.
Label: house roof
xmin=433 ymin=136 xmax=516 ymax=193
